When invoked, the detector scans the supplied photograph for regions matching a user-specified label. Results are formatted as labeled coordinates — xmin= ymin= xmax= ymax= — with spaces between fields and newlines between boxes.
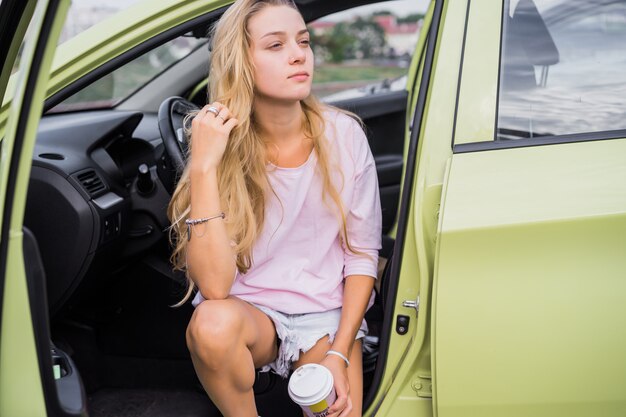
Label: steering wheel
xmin=157 ymin=96 xmax=199 ymax=193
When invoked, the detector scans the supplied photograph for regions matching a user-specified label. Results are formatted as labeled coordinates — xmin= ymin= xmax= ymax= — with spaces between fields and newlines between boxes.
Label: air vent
xmin=75 ymin=170 xmax=106 ymax=198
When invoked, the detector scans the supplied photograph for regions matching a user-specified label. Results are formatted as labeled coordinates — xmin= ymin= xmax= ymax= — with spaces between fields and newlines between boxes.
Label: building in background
xmin=373 ymin=14 xmax=422 ymax=57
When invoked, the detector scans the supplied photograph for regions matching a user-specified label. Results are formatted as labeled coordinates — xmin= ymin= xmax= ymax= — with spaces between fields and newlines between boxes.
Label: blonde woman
xmin=167 ymin=1 xmax=382 ymax=416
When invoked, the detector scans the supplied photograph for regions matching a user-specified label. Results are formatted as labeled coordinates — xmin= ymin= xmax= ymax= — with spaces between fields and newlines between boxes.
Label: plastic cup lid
xmin=288 ymin=364 xmax=334 ymax=406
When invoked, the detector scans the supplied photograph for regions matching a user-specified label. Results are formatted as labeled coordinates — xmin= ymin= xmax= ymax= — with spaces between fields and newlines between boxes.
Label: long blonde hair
xmin=168 ymin=0 xmax=364 ymax=305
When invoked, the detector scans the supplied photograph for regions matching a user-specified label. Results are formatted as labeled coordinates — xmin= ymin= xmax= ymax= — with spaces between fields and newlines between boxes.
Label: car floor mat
xmin=87 ymin=388 xmax=220 ymax=417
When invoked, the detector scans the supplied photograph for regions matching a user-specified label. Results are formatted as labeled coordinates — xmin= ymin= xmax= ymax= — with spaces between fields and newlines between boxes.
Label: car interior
xmin=23 ymin=1 xmax=410 ymax=416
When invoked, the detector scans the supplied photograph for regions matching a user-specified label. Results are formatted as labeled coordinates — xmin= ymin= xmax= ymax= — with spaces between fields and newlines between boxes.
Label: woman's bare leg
xmin=293 ymin=337 xmax=364 ymax=417
xmin=186 ymin=296 xmax=278 ymax=417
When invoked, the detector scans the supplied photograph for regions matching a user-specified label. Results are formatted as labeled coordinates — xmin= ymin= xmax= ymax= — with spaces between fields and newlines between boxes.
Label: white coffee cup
xmin=288 ymin=363 xmax=337 ymax=417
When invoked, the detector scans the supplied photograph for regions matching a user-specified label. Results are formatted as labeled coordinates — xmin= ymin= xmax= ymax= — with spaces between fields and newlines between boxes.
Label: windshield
xmin=58 ymin=0 xmax=142 ymax=45
xmin=48 ymin=36 xmax=206 ymax=113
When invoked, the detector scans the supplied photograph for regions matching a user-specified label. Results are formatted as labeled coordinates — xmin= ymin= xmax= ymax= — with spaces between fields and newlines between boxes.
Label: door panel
xmin=435 ymin=139 xmax=626 ymax=416
xmin=0 ymin=1 xmax=52 ymax=415
xmin=24 ymin=227 xmax=88 ymax=416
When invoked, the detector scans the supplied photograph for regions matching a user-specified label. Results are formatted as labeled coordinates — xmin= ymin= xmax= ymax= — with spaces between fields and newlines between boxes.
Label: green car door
xmin=0 ymin=0 xmax=72 ymax=416
xmin=434 ymin=0 xmax=626 ymax=416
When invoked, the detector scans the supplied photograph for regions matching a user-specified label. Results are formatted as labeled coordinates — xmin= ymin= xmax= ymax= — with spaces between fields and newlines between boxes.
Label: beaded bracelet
xmin=325 ymin=350 xmax=350 ymax=367
xmin=185 ymin=212 xmax=225 ymax=241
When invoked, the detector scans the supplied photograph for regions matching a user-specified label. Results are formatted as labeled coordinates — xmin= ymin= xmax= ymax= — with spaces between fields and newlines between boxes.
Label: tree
xmin=398 ymin=13 xmax=424 ymax=24
xmin=350 ymin=17 xmax=386 ymax=59
xmin=310 ymin=17 xmax=387 ymax=63
xmin=320 ymin=22 xmax=357 ymax=63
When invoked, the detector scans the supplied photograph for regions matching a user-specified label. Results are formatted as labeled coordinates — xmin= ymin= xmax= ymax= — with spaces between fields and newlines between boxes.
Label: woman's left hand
xmin=321 ymin=355 xmax=352 ymax=417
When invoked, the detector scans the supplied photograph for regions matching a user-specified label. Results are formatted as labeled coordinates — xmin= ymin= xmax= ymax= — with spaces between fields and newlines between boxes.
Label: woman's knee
xmin=186 ymin=299 xmax=245 ymax=362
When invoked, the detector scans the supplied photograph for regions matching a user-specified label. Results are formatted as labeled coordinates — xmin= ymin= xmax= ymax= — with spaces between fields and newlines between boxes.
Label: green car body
xmin=1 ymin=0 xmax=625 ymax=416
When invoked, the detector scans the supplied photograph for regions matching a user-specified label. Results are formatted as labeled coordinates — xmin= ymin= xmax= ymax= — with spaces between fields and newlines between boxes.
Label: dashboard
xmin=26 ymin=110 xmax=173 ymax=314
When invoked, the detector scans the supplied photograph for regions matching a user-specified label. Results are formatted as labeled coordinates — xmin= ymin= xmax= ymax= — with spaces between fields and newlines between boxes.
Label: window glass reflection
xmin=498 ymin=0 xmax=626 ymax=139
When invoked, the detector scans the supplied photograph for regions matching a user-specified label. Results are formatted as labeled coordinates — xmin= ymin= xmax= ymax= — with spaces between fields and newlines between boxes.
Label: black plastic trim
xmin=330 ymin=90 xmax=408 ymax=119
xmin=24 ymin=228 xmax=88 ymax=417
xmin=35 ymin=110 xmax=143 ymax=179
xmin=454 ymin=129 xmax=626 ymax=153
xmin=450 ymin=0 xmax=472 ymax=148
xmin=363 ymin=0 xmax=445 ymax=410
xmin=374 ymin=154 xmax=403 ymax=187
xmin=44 ymin=7 xmax=227 ymax=112
xmin=297 ymin=0 xmax=392 ymax=22
xmin=494 ymin=0 xmax=508 ymax=141
xmin=0 ymin=0 xmax=28 ymax=77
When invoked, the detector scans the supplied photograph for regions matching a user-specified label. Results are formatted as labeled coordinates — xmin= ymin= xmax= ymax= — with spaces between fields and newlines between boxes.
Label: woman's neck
xmin=254 ymin=98 xmax=304 ymax=144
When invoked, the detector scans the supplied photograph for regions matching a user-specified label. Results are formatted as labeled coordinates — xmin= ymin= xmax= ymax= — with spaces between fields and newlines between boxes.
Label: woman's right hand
xmin=190 ymin=102 xmax=239 ymax=172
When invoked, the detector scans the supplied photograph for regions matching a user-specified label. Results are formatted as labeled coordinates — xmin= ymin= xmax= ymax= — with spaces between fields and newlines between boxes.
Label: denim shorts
xmin=251 ymin=303 xmax=368 ymax=378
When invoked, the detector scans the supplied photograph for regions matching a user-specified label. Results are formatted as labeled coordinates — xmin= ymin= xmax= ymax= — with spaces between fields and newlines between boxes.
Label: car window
xmin=58 ymin=0 xmax=142 ymax=45
xmin=310 ymin=0 xmax=426 ymax=101
xmin=497 ymin=0 xmax=626 ymax=140
xmin=48 ymin=35 xmax=206 ymax=113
